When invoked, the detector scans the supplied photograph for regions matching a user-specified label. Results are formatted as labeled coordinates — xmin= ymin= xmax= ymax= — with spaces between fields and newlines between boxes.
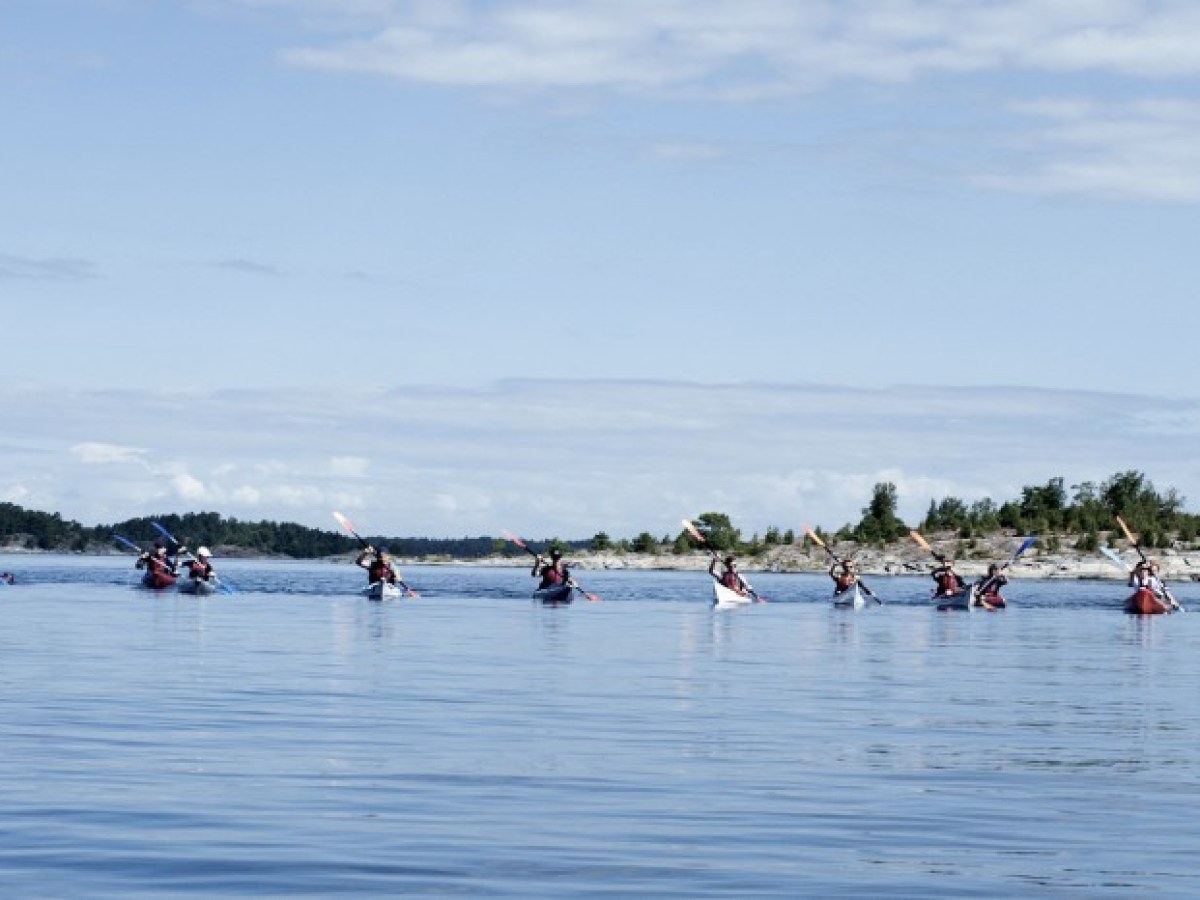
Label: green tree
xmin=853 ymin=482 xmax=908 ymax=544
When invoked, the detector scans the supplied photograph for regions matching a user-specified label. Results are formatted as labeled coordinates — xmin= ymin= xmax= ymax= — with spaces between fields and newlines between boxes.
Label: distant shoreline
xmin=7 ymin=540 xmax=1197 ymax=581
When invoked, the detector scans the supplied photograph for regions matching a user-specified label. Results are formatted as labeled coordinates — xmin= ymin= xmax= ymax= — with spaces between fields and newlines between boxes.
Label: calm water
xmin=2 ymin=556 xmax=1199 ymax=897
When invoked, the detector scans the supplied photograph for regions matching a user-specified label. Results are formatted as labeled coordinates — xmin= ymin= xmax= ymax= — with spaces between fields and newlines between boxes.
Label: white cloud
xmin=7 ymin=381 xmax=1200 ymax=538
xmin=70 ymin=442 xmax=148 ymax=465
xmin=272 ymin=1 xmax=1200 ymax=92
xmin=978 ymin=98 xmax=1200 ymax=203
xmin=171 ymin=472 xmax=208 ymax=501
xmin=329 ymin=456 xmax=370 ymax=477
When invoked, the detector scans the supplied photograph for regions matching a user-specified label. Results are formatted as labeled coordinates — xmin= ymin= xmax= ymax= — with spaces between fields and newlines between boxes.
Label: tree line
xmin=652 ymin=470 xmax=1199 ymax=555
xmin=0 ymin=470 xmax=1193 ymax=558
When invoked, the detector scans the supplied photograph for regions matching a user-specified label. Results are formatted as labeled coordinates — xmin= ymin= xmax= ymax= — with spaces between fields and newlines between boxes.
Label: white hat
xmin=197 ymin=547 xmax=211 ymax=557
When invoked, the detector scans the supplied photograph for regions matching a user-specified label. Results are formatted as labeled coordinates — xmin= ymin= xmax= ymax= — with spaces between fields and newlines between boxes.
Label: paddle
xmin=333 ymin=511 xmax=418 ymax=597
xmin=501 ymin=530 xmax=601 ymax=602
xmin=1115 ymin=516 xmax=1181 ymax=611
xmin=1100 ymin=545 xmax=1132 ymax=574
xmin=681 ymin=518 xmax=765 ymax=602
xmin=803 ymin=524 xmax=882 ymax=604
xmin=151 ymin=521 xmax=237 ymax=596
xmin=909 ymin=529 xmax=946 ymax=563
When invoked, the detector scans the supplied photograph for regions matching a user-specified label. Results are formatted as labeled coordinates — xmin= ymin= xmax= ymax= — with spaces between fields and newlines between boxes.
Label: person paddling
xmin=532 ymin=548 xmax=570 ymax=590
xmin=356 ymin=544 xmax=399 ymax=586
xmin=136 ymin=541 xmax=178 ymax=580
xmin=185 ymin=547 xmax=216 ymax=585
xmin=975 ymin=563 xmax=1008 ymax=609
xmin=931 ymin=559 xmax=966 ymax=597
xmin=709 ymin=554 xmax=749 ymax=597
xmin=829 ymin=559 xmax=859 ymax=596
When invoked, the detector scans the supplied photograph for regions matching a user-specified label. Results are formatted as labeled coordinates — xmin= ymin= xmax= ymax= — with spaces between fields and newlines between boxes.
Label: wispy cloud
xmin=272 ymin=1 xmax=1200 ymax=92
xmin=211 ymin=257 xmax=283 ymax=276
xmin=248 ymin=1 xmax=1200 ymax=204
xmin=7 ymin=381 xmax=1200 ymax=538
xmin=0 ymin=253 xmax=95 ymax=281
xmin=977 ymin=98 xmax=1200 ymax=203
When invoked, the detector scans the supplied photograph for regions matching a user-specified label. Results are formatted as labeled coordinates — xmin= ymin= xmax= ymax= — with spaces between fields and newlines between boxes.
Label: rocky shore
xmin=460 ymin=532 xmax=1200 ymax=582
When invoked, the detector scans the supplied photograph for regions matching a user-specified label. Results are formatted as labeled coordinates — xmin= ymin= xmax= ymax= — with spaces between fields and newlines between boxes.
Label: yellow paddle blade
xmin=802 ymin=524 xmax=826 ymax=549
xmin=681 ymin=519 xmax=705 ymax=543
xmin=1115 ymin=515 xmax=1138 ymax=546
xmin=909 ymin=529 xmax=933 ymax=553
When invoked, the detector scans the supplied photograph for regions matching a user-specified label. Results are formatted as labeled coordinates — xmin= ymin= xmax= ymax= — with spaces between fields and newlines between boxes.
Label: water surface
xmin=2 ymin=557 xmax=1197 ymax=897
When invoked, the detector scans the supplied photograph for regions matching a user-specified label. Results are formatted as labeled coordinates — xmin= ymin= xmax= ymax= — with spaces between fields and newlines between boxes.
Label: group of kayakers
xmin=134 ymin=540 xmax=217 ymax=589
xmin=706 ymin=549 xmax=1015 ymax=610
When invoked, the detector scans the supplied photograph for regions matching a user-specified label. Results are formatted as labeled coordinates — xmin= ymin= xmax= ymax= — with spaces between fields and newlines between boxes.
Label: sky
xmin=2 ymin=1 xmax=1199 ymax=538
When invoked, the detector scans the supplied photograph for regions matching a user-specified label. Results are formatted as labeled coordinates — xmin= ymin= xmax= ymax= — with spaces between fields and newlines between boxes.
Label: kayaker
xmin=829 ymin=559 xmax=858 ymax=594
xmin=931 ymin=560 xmax=966 ymax=597
xmin=975 ymin=563 xmax=1008 ymax=608
xmin=136 ymin=541 xmax=178 ymax=578
xmin=533 ymin=548 xmax=570 ymax=590
xmin=185 ymin=547 xmax=216 ymax=584
xmin=709 ymin=554 xmax=749 ymax=596
xmin=356 ymin=545 xmax=399 ymax=585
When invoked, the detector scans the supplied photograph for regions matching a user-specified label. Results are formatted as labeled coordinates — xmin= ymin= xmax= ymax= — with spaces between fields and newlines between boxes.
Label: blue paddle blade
xmin=1099 ymin=546 xmax=1129 ymax=571
xmin=1013 ymin=536 xmax=1037 ymax=558
xmin=113 ymin=534 xmax=142 ymax=553
xmin=151 ymin=521 xmax=178 ymax=545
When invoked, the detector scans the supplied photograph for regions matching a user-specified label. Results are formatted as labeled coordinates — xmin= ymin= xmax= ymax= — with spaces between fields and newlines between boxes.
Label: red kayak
xmin=141 ymin=570 xmax=177 ymax=590
xmin=1125 ymin=588 xmax=1171 ymax=615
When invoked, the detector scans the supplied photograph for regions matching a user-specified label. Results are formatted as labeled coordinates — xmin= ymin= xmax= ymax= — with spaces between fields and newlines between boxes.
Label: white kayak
xmin=533 ymin=584 xmax=573 ymax=605
xmin=178 ymin=578 xmax=219 ymax=596
xmin=712 ymin=581 xmax=753 ymax=609
xmin=365 ymin=581 xmax=403 ymax=601
xmin=832 ymin=583 xmax=866 ymax=609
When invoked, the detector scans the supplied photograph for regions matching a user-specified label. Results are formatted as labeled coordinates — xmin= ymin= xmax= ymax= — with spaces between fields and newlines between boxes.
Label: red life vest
xmin=721 ymin=570 xmax=742 ymax=591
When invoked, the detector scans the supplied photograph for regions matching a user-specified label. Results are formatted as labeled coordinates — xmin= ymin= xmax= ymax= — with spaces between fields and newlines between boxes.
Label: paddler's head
xmin=376 ymin=545 xmax=389 ymax=560
xmin=197 ymin=547 xmax=211 ymax=559
xmin=988 ymin=563 xmax=999 ymax=574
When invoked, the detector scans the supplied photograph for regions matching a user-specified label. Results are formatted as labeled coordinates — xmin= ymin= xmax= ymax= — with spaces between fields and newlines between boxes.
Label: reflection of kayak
xmin=141 ymin=570 xmax=177 ymax=590
xmin=533 ymin=584 xmax=573 ymax=605
xmin=1125 ymin=587 xmax=1171 ymax=615
xmin=832 ymin=584 xmax=865 ymax=609
xmin=712 ymin=581 xmax=752 ymax=609
xmin=179 ymin=579 xmax=218 ymax=596
xmin=365 ymin=581 xmax=403 ymax=601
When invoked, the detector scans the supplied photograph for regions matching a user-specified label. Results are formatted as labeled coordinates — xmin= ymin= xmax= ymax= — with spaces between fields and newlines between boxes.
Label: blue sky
xmin=3 ymin=1 xmax=1199 ymax=537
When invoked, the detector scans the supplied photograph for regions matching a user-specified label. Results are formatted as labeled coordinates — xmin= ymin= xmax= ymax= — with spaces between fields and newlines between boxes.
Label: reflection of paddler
xmin=0 ymin=572 xmax=13 ymax=584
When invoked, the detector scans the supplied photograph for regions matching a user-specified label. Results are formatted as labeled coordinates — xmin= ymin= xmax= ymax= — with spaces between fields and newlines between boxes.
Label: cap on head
xmin=550 ymin=549 xmax=562 ymax=559
xmin=377 ymin=545 xmax=389 ymax=555
xmin=197 ymin=547 xmax=211 ymax=558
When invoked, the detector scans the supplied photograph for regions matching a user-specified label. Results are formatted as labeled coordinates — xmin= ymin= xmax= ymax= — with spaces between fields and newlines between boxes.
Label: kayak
xmin=832 ymin=583 xmax=865 ymax=609
xmin=365 ymin=581 xmax=403 ymax=601
xmin=1125 ymin=587 xmax=1172 ymax=615
xmin=976 ymin=592 xmax=1007 ymax=610
xmin=712 ymin=581 xmax=752 ymax=609
xmin=179 ymin=578 xmax=219 ymax=596
xmin=933 ymin=584 xmax=976 ymax=611
xmin=141 ymin=570 xmax=177 ymax=590
xmin=533 ymin=584 xmax=573 ymax=605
